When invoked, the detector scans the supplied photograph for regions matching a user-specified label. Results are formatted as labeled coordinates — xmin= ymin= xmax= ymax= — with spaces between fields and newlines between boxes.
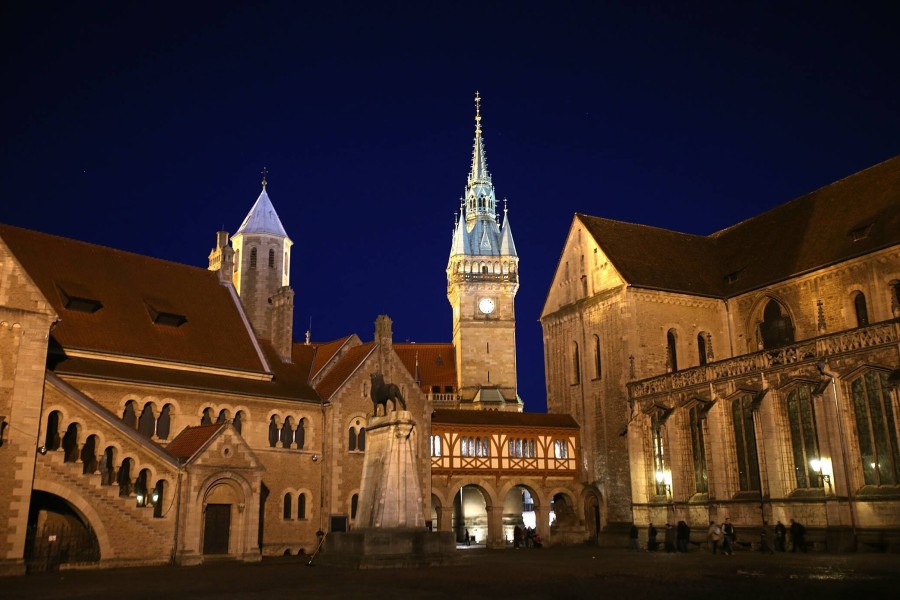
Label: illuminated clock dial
xmin=478 ymin=297 xmax=495 ymax=314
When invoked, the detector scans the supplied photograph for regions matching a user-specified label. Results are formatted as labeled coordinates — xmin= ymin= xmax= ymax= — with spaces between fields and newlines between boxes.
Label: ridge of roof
xmin=432 ymin=409 xmax=579 ymax=428
xmin=314 ymin=342 xmax=376 ymax=400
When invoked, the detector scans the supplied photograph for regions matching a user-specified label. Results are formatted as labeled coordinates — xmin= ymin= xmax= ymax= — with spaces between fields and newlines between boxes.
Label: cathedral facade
xmin=0 ymin=98 xmax=591 ymax=575
xmin=541 ymin=156 xmax=900 ymax=550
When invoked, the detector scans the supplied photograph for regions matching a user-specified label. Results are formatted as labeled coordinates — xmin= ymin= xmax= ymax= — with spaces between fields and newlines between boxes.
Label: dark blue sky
xmin=3 ymin=1 xmax=899 ymax=413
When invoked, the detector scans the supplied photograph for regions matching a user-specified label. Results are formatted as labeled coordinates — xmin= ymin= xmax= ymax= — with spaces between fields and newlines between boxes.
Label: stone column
xmin=438 ymin=506 xmax=454 ymax=532
xmin=486 ymin=504 xmax=505 ymax=549
xmin=534 ymin=505 xmax=551 ymax=547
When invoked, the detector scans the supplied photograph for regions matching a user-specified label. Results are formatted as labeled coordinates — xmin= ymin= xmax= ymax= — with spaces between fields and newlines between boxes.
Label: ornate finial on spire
xmin=260 ymin=167 xmax=269 ymax=188
xmin=475 ymin=90 xmax=481 ymax=131
xmin=504 ymin=198 xmax=508 ymax=213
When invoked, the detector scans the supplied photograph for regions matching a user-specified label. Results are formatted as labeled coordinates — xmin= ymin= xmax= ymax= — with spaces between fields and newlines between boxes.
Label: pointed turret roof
xmin=500 ymin=207 xmax=518 ymax=257
xmin=235 ymin=184 xmax=290 ymax=240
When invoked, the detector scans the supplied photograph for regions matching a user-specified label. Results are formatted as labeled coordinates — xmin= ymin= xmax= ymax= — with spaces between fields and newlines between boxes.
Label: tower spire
xmin=469 ymin=92 xmax=490 ymax=186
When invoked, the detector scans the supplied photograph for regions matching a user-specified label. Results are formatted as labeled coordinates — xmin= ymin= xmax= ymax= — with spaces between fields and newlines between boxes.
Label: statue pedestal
xmin=323 ymin=410 xmax=459 ymax=568
xmin=356 ymin=410 xmax=424 ymax=529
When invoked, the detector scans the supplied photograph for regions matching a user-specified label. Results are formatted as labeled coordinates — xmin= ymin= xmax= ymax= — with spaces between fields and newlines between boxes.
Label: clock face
xmin=478 ymin=297 xmax=495 ymax=314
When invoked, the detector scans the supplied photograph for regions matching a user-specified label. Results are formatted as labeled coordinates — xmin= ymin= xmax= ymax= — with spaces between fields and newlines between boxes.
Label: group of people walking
xmin=512 ymin=525 xmax=542 ymax=548
xmin=629 ymin=518 xmax=809 ymax=553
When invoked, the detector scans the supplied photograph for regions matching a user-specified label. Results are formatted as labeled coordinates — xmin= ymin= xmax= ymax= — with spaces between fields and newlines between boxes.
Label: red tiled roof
xmin=577 ymin=155 xmax=900 ymax=298
xmin=0 ymin=224 xmax=266 ymax=372
xmin=165 ymin=423 xmax=223 ymax=460
xmin=393 ymin=343 xmax=456 ymax=393
xmin=310 ymin=336 xmax=354 ymax=379
xmin=51 ymin=341 xmax=321 ymax=403
xmin=432 ymin=409 xmax=579 ymax=429
xmin=314 ymin=342 xmax=375 ymax=400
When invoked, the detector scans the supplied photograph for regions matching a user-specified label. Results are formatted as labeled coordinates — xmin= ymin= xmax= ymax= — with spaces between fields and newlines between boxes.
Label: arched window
xmin=216 ymin=409 xmax=228 ymax=424
xmin=200 ymin=407 xmax=213 ymax=426
xmin=689 ymin=406 xmax=708 ymax=493
xmin=295 ymin=418 xmax=305 ymax=449
xmin=430 ymin=435 xmax=442 ymax=457
xmin=135 ymin=469 xmax=150 ymax=507
xmin=283 ymin=493 xmax=292 ymax=520
xmin=348 ymin=427 xmax=357 ymax=452
xmin=117 ymin=458 xmax=133 ymax=497
xmin=268 ymin=248 xmax=275 ymax=268
xmin=528 ymin=439 xmax=535 ymax=458
xmin=786 ymin=385 xmax=820 ymax=488
xmin=157 ymin=404 xmax=171 ymax=439
xmin=280 ymin=417 xmax=294 ymax=449
xmin=268 ymin=416 xmax=279 ymax=448
xmin=351 ymin=494 xmax=359 ymax=520
xmin=298 ymin=493 xmax=307 ymax=520
xmin=581 ymin=275 xmax=587 ymax=297
xmin=666 ymin=330 xmax=678 ymax=372
xmin=760 ymin=300 xmax=794 ymax=349
xmin=357 ymin=427 xmax=366 ymax=451
xmin=853 ymin=292 xmax=869 ymax=327
xmin=554 ymin=439 xmax=569 ymax=459
xmin=249 ymin=247 xmax=257 ymax=269
xmin=44 ymin=411 xmax=61 ymax=451
xmin=122 ymin=401 xmax=137 ymax=428
xmin=152 ymin=480 xmax=165 ymax=518
xmin=732 ymin=395 xmax=761 ymax=491
xmin=850 ymin=371 xmax=898 ymax=485
xmin=62 ymin=423 xmax=79 ymax=463
xmin=138 ymin=404 xmax=155 ymax=437
xmin=81 ymin=435 xmax=98 ymax=474
xmin=233 ymin=410 xmax=243 ymax=435
xmin=571 ymin=342 xmax=580 ymax=384
xmin=698 ymin=333 xmax=708 ymax=367
xmin=651 ymin=412 xmax=667 ymax=495
xmin=593 ymin=334 xmax=602 ymax=379
xmin=101 ymin=447 xmax=116 ymax=485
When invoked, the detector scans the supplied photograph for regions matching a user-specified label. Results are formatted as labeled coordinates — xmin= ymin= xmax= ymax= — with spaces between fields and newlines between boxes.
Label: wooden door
xmin=203 ymin=504 xmax=231 ymax=554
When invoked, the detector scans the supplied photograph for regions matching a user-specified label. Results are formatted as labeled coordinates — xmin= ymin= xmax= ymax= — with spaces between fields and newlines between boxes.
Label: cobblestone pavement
xmin=5 ymin=546 xmax=900 ymax=600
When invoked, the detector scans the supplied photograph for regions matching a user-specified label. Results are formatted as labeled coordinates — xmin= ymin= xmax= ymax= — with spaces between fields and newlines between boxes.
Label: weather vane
xmin=261 ymin=167 xmax=269 ymax=187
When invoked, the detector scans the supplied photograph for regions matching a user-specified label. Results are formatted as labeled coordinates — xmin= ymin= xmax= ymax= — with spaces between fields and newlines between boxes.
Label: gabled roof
xmin=393 ymin=343 xmax=457 ymax=393
xmin=310 ymin=335 xmax=356 ymax=380
xmin=432 ymin=409 xmax=578 ymax=429
xmin=165 ymin=424 xmax=224 ymax=461
xmin=0 ymin=224 xmax=267 ymax=372
xmin=314 ymin=342 xmax=375 ymax=400
xmin=234 ymin=186 xmax=290 ymax=240
xmin=578 ymin=155 xmax=900 ymax=298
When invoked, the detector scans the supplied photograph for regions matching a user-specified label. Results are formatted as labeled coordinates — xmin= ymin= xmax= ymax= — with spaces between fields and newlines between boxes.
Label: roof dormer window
xmin=145 ymin=299 xmax=187 ymax=328
xmin=849 ymin=223 xmax=872 ymax=242
xmin=57 ymin=283 xmax=102 ymax=313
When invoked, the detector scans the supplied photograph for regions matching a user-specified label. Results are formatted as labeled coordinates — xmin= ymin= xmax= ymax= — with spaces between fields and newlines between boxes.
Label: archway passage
xmin=584 ymin=493 xmax=601 ymax=540
xmin=25 ymin=491 xmax=100 ymax=573
xmin=453 ymin=485 xmax=488 ymax=546
xmin=503 ymin=485 xmax=537 ymax=547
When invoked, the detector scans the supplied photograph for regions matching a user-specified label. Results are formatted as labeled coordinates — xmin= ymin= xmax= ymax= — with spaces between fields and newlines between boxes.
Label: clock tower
xmin=447 ymin=93 xmax=521 ymax=411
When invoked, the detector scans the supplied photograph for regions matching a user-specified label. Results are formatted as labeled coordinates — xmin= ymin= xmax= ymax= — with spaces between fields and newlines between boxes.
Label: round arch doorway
xmin=25 ymin=491 xmax=100 ymax=573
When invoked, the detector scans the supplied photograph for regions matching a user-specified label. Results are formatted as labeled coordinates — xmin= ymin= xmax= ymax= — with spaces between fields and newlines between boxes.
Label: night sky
xmin=3 ymin=2 xmax=899 ymax=413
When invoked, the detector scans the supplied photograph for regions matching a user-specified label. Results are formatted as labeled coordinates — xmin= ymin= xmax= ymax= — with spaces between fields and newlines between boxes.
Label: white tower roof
xmin=235 ymin=185 xmax=291 ymax=241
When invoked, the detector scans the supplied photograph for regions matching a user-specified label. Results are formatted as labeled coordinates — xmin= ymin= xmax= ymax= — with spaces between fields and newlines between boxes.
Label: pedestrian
xmin=629 ymin=523 xmax=641 ymax=551
xmin=664 ymin=523 xmax=676 ymax=553
xmin=707 ymin=520 xmax=721 ymax=554
xmin=676 ymin=520 xmax=690 ymax=553
xmin=789 ymin=519 xmax=807 ymax=552
xmin=722 ymin=518 xmax=735 ymax=555
xmin=465 ymin=527 xmax=471 ymax=546
xmin=774 ymin=521 xmax=787 ymax=552
xmin=513 ymin=525 xmax=522 ymax=548
xmin=758 ymin=521 xmax=774 ymax=554
xmin=647 ymin=522 xmax=659 ymax=552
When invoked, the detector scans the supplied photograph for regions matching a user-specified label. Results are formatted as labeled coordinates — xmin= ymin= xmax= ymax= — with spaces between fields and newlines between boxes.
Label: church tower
xmin=447 ymin=94 xmax=521 ymax=411
xmin=227 ymin=173 xmax=294 ymax=361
